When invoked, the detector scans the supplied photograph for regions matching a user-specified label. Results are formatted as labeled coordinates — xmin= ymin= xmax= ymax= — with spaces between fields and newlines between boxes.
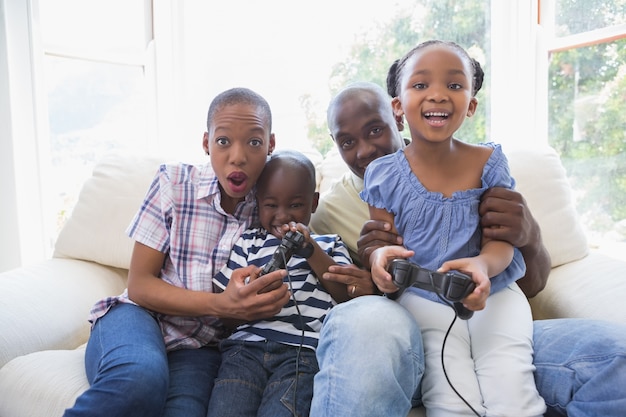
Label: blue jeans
xmin=533 ymin=318 xmax=626 ymax=417
xmin=63 ymin=303 xmax=221 ymax=417
xmin=207 ymin=339 xmax=318 ymax=417
xmin=310 ymin=296 xmax=424 ymax=417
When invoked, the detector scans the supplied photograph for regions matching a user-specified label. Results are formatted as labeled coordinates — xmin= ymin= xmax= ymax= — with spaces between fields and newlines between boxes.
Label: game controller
xmin=258 ymin=230 xmax=313 ymax=276
xmin=386 ymin=259 xmax=476 ymax=320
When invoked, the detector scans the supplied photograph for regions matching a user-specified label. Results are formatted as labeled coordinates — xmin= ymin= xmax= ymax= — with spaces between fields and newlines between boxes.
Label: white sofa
xmin=1 ymin=146 xmax=625 ymax=417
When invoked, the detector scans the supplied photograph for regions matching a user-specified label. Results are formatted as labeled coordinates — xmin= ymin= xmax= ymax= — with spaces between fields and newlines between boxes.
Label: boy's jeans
xmin=63 ymin=303 xmax=221 ymax=417
xmin=207 ymin=339 xmax=318 ymax=417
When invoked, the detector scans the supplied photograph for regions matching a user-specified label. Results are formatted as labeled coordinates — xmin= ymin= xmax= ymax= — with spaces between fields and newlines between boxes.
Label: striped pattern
xmin=214 ymin=227 xmax=352 ymax=350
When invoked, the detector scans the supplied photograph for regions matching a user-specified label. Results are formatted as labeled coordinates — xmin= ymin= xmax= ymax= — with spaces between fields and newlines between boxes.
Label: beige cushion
xmin=317 ymin=147 xmax=349 ymax=193
xmin=530 ymin=251 xmax=626 ymax=323
xmin=0 ymin=258 xmax=127 ymax=368
xmin=507 ymin=146 xmax=589 ymax=267
xmin=0 ymin=347 xmax=88 ymax=417
xmin=53 ymin=153 xmax=164 ymax=270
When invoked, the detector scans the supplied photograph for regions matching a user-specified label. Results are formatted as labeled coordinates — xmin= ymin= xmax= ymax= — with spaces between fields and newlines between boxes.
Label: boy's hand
xmin=438 ymin=258 xmax=490 ymax=311
xmin=222 ymin=265 xmax=290 ymax=321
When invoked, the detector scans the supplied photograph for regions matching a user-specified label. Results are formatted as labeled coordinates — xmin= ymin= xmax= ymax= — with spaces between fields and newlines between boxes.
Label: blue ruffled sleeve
xmin=359 ymin=152 xmax=401 ymax=213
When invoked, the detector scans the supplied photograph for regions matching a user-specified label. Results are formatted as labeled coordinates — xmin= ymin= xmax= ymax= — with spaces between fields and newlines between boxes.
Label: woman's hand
xmin=219 ymin=265 xmax=290 ymax=322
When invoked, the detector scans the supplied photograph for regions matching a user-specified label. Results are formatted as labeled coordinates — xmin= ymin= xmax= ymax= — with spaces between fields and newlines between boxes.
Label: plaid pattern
xmin=88 ymin=162 xmax=258 ymax=350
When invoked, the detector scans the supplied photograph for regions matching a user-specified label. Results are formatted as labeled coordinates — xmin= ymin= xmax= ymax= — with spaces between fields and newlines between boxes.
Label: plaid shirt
xmin=88 ymin=162 xmax=258 ymax=351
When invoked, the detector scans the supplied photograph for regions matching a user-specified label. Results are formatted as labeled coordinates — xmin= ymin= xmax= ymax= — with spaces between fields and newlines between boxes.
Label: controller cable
xmin=430 ymin=272 xmax=481 ymax=417
xmin=278 ymin=249 xmax=305 ymax=417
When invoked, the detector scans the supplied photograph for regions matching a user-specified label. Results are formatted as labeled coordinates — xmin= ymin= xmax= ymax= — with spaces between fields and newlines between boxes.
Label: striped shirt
xmin=213 ymin=227 xmax=352 ymax=350
xmin=88 ymin=162 xmax=258 ymax=351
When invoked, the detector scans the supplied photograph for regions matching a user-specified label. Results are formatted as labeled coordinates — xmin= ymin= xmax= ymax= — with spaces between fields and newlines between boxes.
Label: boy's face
xmin=328 ymin=90 xmax=405 ymax=179
xmin=203 ymin=103 xmax=275 ymax=213
xmin=256 ymin=164 xmax=319 ymax=239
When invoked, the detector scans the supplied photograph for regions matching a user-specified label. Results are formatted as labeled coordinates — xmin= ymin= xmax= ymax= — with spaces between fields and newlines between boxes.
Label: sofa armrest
xmin=529 ymin=251 xmax=626 ymax=324
xmin=0 ymin=258 xmax=127 ymax=368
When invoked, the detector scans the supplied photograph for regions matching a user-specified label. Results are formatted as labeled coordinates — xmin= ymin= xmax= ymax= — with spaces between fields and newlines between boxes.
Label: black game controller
xmin=386 ymin=259 xmax=476 ymax=320
xmin=258 ymin=230 xmax=313 ymax=276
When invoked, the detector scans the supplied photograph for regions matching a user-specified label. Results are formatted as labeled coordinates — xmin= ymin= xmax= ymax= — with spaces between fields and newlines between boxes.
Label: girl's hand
xmin=369 ymin=245 xmax=414 ymax=294
xmin=438 ymin=257 xmax=490 ymax=311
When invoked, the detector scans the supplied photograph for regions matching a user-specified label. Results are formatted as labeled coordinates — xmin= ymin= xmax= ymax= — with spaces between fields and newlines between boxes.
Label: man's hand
xmin=479 ymin=187 xmax=551 ymax=297
xmin=479 ymin=187 xmax=535 ymax=248
xmin=322 ymin=264 xmax=376 ymax=298
xmin=357 ymin=220 xmax=403 ymax=268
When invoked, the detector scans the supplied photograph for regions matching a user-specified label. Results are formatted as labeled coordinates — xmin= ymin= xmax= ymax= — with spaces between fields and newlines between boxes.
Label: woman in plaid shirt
xmin=64 ymin=88 xmax=290 ymax=417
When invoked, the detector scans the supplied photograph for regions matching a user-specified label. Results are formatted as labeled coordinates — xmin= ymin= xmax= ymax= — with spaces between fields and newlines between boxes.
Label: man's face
xmin=328 ymin=91 xmax=405 ymax=179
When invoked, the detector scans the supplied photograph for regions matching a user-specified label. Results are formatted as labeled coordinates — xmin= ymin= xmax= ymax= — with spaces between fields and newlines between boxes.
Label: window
xmin=43 ymin=0 xmax=494 ymax=241
xmin=540 ymin=0 xmax=626 ymax=250
xmin=39 ymin=0 xmax=154 ymax=240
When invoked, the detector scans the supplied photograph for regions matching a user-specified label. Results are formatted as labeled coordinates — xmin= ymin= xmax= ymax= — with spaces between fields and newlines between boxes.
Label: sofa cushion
xmin=507 ymin=146 xmax=589 ymax=268
xmin=0 ymin=258 xmax=127 ymax=368
xmin=529 ymin=251 xmax=626 ymax=323
xmin=53 ymin=153 xmax=165 ymax=269
xmin=0 ymin=346 xmax=88 ymax=417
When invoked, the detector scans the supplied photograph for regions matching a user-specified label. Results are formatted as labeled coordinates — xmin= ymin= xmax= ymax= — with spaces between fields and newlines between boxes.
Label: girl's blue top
xmin=360 ymin=142 xmax=526 ymax=303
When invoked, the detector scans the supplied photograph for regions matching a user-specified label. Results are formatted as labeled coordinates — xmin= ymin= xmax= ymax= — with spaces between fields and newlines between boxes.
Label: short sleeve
xmin=359 ymin=152 xmax=401 ymax=213
xmin=126 ymin=165 xmax=173 ymax=253
xmin=482 ymin=143 xmax=516 ymax=190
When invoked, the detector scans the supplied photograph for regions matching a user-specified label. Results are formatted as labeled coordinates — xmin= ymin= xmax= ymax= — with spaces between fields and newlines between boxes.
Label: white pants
xmin=399 ymin=284 xmax=546 ymax=417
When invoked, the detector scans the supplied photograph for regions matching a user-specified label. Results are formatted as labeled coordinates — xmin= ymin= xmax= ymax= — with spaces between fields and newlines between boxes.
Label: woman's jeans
xmin=63 ymin=303 xmax=221 ymax=417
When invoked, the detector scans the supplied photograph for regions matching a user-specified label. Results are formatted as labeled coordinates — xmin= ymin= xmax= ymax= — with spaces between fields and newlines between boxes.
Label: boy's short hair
xmin=259 ymin=149 xmax=316 ymax=193
xmin=207 ymin=87 xmax=272 ymax=131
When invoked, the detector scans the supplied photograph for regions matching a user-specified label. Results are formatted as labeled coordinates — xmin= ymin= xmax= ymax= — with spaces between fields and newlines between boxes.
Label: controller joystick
xmin=386 ymin=259 xmax=476 ymax=320
xmin=259 ymin=230 xmax=312 ymax=276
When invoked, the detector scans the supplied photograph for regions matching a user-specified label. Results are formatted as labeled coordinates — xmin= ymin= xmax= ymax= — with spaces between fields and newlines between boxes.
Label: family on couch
xmin=63 ymin=42 xmax=626 ymax=417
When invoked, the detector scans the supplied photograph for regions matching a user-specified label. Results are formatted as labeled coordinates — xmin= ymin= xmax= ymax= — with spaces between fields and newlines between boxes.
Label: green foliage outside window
xmin=305 ymin=0 xmax=490 ymax=154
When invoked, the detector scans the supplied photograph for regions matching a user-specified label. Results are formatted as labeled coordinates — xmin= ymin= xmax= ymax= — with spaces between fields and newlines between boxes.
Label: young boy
xmin=207 ymin=149 xmax=352 ymax=417
xmin=64 ymin=88 xmax=290 ymax=417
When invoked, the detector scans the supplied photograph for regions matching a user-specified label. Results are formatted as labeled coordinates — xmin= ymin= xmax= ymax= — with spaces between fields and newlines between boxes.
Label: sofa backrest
xmin=54 ymin=145 xmax=589 ymax=271
xmin=53 ymin=153 xmax=165 ymax=269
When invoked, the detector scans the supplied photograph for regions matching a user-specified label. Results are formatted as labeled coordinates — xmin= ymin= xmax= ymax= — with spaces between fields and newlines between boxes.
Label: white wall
xmin=0 ymin=0 xmax=51 ymax=272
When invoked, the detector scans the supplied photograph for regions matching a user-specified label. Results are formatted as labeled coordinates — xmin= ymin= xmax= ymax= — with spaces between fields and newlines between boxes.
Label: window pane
xmin=178 ymin=0 xmax=491 ymax=157
xmin=548 ymin=39 xmax=626 ymax=245
xmin=554 ymin=0 xmax=626 ymax=37
xmin=39 ymin=0 xmax=149 ymax=55
xmin=44 ymin=56 xmax=148 ymax=233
